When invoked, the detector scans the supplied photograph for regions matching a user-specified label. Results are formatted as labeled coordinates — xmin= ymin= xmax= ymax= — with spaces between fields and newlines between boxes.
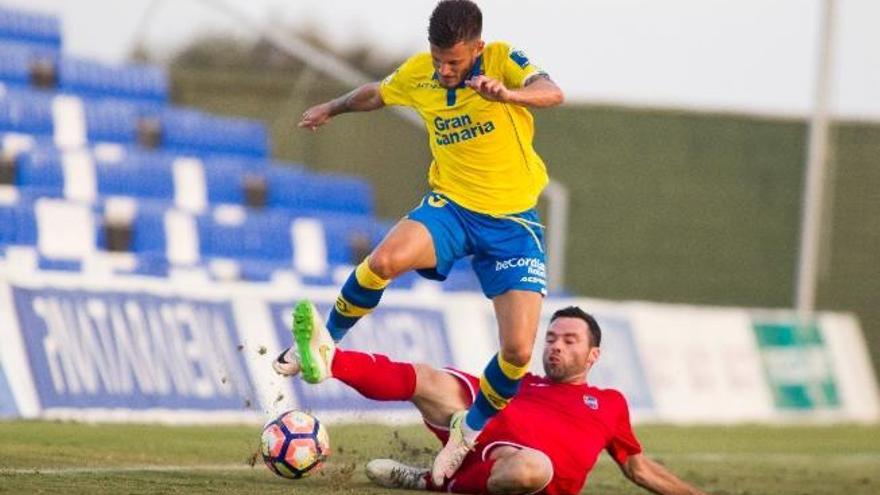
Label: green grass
xmin=0 ymin=421 xmax=877 ymax=494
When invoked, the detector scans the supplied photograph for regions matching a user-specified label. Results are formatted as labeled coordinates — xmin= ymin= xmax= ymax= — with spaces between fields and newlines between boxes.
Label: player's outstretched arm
xmin=298 ymin=82 xmax=385 ymax=130
xmin=465 ymin=74 xmax=564 ymax=108
xmin=619 ymin=453 xmax=709 ymax=495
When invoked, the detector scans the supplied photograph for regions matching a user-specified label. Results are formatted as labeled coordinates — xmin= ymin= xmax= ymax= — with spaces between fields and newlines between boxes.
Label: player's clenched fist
xmin=298 ymin=103 xmax=333 ymax=130
xmin=466 ymin=75 xmax=511 ymax=103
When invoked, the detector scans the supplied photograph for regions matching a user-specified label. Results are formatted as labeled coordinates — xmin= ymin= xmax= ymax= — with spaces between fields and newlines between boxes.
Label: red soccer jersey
xmin=439 ymin=371 xmax=642 ymax=495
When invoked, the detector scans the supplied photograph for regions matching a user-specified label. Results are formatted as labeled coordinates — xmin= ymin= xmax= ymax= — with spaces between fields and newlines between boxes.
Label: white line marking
xmin=0 ymin=464 xmax=256 ymax=476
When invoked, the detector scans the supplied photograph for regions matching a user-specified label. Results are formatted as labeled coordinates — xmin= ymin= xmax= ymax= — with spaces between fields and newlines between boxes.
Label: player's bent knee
xmin=489 ymin=449 xmax=553 ymax=494
xmin=516 ymin=450 xmax=553 ymax=492
xmin=499 ymin=347 xmax=533 ymax=368
xmin=367 ymin=250 xmax=403 ymax=280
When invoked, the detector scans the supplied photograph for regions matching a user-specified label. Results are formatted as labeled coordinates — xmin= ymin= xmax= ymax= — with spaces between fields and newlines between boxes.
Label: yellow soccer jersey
xmin=379 ymin=41 xmax=549 ymax=215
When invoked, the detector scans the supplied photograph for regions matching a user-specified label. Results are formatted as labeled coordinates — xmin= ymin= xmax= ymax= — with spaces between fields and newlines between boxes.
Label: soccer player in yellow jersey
xmin=276 ymin=0 xmax=564 ymax=485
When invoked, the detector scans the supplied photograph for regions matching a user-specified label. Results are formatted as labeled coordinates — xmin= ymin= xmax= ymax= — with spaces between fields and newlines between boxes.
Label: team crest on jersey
xmin=509 ymin=48 xmax=531 ymax=69
xmin=427 ymin=194 xmax=448 ymax=208
xmin=583 ymin=395 xmax=599 ymax=410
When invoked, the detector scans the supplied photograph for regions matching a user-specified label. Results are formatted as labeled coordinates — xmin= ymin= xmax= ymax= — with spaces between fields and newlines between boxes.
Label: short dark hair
xmin=550 ymin=306 xmax=602 ymax=347
xmin=428 ymin=0 xmax=482 ymax=48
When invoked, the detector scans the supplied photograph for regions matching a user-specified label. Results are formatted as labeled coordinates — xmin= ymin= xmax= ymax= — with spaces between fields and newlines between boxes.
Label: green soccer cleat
xmin=292 ymin=300 xmax=335 ymax=384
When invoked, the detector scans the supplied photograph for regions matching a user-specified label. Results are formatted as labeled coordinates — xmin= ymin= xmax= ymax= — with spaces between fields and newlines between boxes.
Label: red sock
xmin=330 ymin=349 xmax=416 ymax=401
xmin=442 ymin=458 xmax=496 ymax=494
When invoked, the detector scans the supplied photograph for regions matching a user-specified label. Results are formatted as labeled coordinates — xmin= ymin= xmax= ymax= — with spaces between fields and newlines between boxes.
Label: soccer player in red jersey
xmin=282 ymin=305 xmax=708 ymax=494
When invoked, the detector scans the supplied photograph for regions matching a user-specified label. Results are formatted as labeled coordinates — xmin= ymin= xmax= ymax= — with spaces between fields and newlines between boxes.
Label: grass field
xmin=0 ymin=421 xmax=878 ymax=494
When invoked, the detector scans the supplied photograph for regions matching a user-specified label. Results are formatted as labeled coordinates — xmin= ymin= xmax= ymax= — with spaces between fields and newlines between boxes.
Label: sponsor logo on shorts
xmin=496 ymin=257 xmax=546 ymax=285
xmin=496 ymin=257 xmax=545 ymax=273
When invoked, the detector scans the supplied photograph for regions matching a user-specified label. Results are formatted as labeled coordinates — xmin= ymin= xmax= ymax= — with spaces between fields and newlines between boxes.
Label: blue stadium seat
xmin=197 ymin=208 xmax=292 ymax=262
xmin=0 ymin=88 xmax=53 ymax=136
xmin=318 ymin=212 xmax=381 ymax=265
xmin=96 ymin=161 xmax=174 ymax=199
xmin=299 ymin=270 xmax=337 ymax=287
xmin=203 ymin=160 xmax=246 ymax=204
xmin=0 ymin=202 xmax=37 ymax=246
xmin=15 ymin=148 xmax=64 ymax=192
xmin=38 ymin=257 xmax=81 ymax=272
xmin=0 ymin=6 xmax=61 ymax=51
xmin=237 ymin=258 xmax=284 ymax=282
xmin=83 ymin=97 xmax=140 ymax=144
xmin=129 ymin=203 xmax=167 ymax=256
xmin=59 ymin=57 xmax=168 ymax=103
xmin=14 ymin=185 xmax=64 ymax=203
xmin=0 ymin=41 xmax=59 ymax=89
xmin=130 ymin=252 xmax=169 ymax=277
xmin=265 ymin=168 xmax=374 ymax=214
xmin=0 ymin=42 xmax=35 ymax=87
xmin=0 ymin=204 xmax=16 ymax=246
xmin=160 ymin=107 xmax=269 ymax=158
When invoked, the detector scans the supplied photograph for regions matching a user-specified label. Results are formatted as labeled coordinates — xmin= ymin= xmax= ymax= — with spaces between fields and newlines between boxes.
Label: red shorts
xmin=423 ymin=369 xmax=555 ymax=495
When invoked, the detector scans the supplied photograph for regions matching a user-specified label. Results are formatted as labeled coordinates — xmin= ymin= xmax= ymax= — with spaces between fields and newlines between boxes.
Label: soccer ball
xmin=261 ymin=410 xmax=330 ymax=479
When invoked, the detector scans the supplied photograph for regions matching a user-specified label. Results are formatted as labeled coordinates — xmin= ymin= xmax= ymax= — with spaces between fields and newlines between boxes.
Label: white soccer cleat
xmin=292 ymin=300 xmax=335 ymax=384
xmin=366 ymin=459 xmax=429 ymax=490
xmin=271 ymin=347 xmax=301 ymax=377
xmin=431 ymin=410 xmax=475 ymax=486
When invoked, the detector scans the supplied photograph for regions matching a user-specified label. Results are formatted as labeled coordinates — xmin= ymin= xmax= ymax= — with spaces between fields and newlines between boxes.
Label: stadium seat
xmin=95 ymin=158 xmax=174 ymax=200
xmin=129 ymin=252 xmax=169 ymax=277
xmin=127 ymin=202 xmax=168 ymax=256
xmin=265 ymin=168 xmax=374 ymax=214
xmin=0 ymin=41 xmax=59 ymax=89
xmin=15 ymin=147 xmax=64 ymax=192
xmin=38 ymin=256 xmax=81 ymax=272
xmin=196 ymin=206 xmax=292 ymax=262
xmin=59 ymin=57 xmax=168 ymax=103
xmin=203 ymin=160 xmax=247 ymax=204
xmin=319 ymin=212 xmax=381 ymax=265
xmin=83 ymin=97 xmax=140 ymax=144
xmin=12 ymin=185 xmax=63 ymax=203
xmin=0 ymin=203 xmax=16 ymax=246
xmin=236 ymin=257 xmax=285 ymax=282
xmin=159 ymin=107 xmax=269 ymax=158
xmin=0 ymin=6 xmax=61 ymax=51
xmin=14 ymin=203 xmax=37 ymax=246
xmin=0 ymin=89 xmax=53 ymax=136
xmin=0 ymin=42 xmax=36 ymax=87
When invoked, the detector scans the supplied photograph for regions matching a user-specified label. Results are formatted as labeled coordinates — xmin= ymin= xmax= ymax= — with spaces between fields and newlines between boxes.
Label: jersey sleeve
xmin=605 ymin=391 xmax=643 ymax=465
xmin=500 ymin=44 xmax=545 ymax=89
xmin=379 ymin=56 xmax=416 ymax=107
